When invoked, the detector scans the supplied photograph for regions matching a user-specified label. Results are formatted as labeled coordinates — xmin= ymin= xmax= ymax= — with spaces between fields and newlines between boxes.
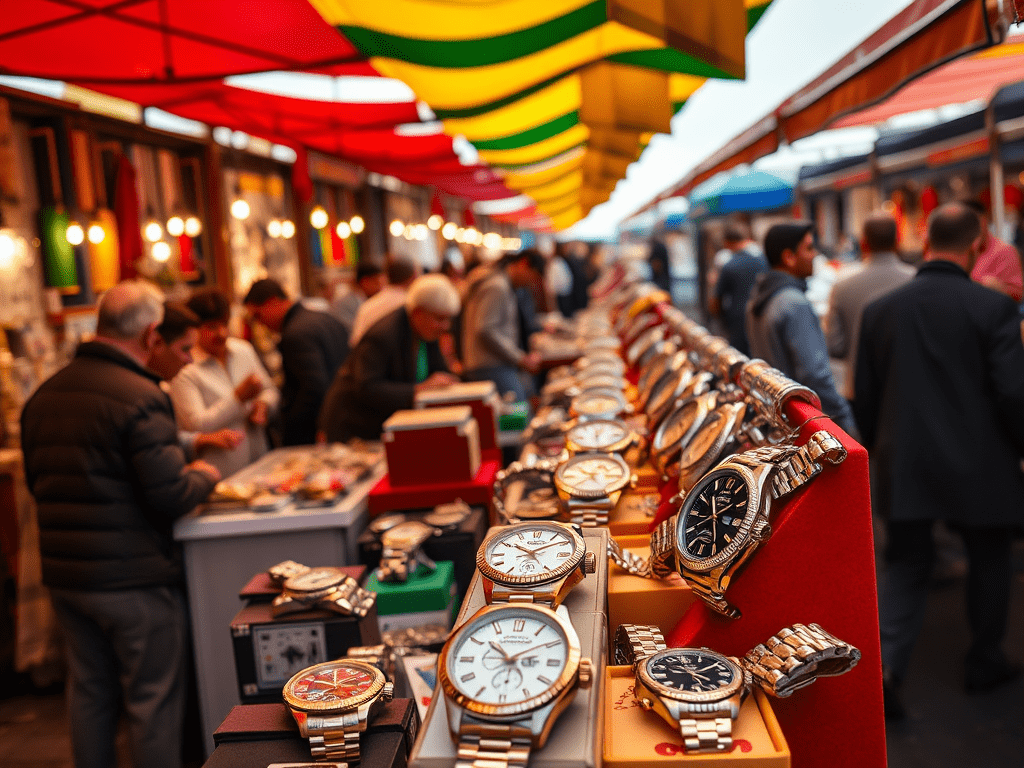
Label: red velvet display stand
xmin=367 ymin=448 xmax=501 ymax=516
xmin=663 ymin=399 xmax=884 ymax=768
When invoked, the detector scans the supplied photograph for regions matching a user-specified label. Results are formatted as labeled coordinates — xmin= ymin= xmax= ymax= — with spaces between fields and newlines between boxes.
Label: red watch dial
xmin=292 ymin=664 xmax=373 ymax=703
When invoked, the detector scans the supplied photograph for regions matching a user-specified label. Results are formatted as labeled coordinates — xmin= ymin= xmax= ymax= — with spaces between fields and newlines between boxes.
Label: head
xmin=926 ymin=202 xmax=983 ymax=271
xmin=96 ymin=279 xmax=165 ymax=364
xmin=860 ymin=212 xmax=899 ymax=256
xmin=186 ymin=287 xmax=231 ymax=360
xmin=406 ymin=274 xmax=461 ymax=342
xmin=355 ymin=261 xmax=386 ymax=298
xmin=962 ymin=199 xmax=990 ymax=247
xmin=386 ymin=255 xmax=421 ymax=288
xmin=503 ymin=248 xmax=546 ymax=288
xmin=722 ymin=223 xmax=749 ymax=250
xmin=243 ymin=278 xmax=292 ymax=332
xmin=764 ymin=221 xmax=816 ymax=279
xmin=148 ymin=302 xmax=200 ymax=380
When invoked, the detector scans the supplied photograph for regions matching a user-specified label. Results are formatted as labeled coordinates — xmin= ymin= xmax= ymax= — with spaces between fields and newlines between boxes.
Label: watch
xmin=282 ymin=658 xmax=395 ymax=762
xmin=650 ymin=430 xmax=847 ymax=617
xmin=267 ymin=559 xmax=312 ymax=586
xmin=569 ymin=389 xmax=629 ymax=422
xmin=674 ymin=401 xmax=748 ymax=492
xmin=493 ymin=459 xmax=564 ymax=524
xmin=645 ymin=366 xmax=699 ymax=428
xmin=272 ymin=567 xmax=377 ymax=618
xmin=636 ymin=348 xmax=685 ymax=411
xmin=614 ymin=622 xmax=861 ymax=753
xmin=367 ymin=512 xmax=408 ymax=536
xmin=649 ymin=391 xmax=717 ymax=478
xmin=477 ymin=521 xmax=597 ymax=607
xmin=563 ymin=418 xmax=640 ymax=459
xmin=553 ymin=451 xmax=636 ymax=527
xmin=437 ymin=603 xmax=593 ymax=768
xmin=377 ymin=520 xmax=439 ymax=582
xmin=625 ymin=326 xmax=664 ymax=369
xmin=423 ymin=499 xmax=473 ymax=530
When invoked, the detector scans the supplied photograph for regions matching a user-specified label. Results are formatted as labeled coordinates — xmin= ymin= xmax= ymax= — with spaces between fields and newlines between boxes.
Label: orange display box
xmin=603 ymin=666 xmax=789 ymax=768
xmin=609 ymin=492 xmax=661 ymax=537
xmin=632 ymin=465 xmax=663 ymax=492
xmin=607 ymin=534 xmax=695 ymax=641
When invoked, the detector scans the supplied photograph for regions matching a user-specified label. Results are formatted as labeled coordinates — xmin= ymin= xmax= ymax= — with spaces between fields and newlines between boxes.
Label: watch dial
xmin=559 ymin=456 xmax=626 ymax=492
xmin=679 ymin=471 xmax=750 ymax=559
xmin=568 ymin=420 xmax=628 ymax=450
xmin=646 ymin=649 xmax=737 ymax=693
xmin=679 ymin=412 xmax=726 ymax=466
xmin=574 ymin=394 xmax=620 ymax=415
xmin=447 ymin=609 xmax=568 ymax=705
xmin=285 ymin=567 xmax=342 ymax=592
xmin=658 ymin=401 xmax=699 ymax=451
xmin=486 ymin=526 xmax=577 ymax=578
xmin=288 ymin=662 xmax=374 ymax=704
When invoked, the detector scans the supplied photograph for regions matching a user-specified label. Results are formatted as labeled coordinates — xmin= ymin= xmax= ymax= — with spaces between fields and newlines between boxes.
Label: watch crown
xmin=382 ymin=681 xmax=395 ymax=703
xmin=577 ymin=658 xmax=594 ymax=689
xmin=640 ymin=697 xmax=654 ymax=711
xmin=584 ymin=551 xmax=597 ymax=574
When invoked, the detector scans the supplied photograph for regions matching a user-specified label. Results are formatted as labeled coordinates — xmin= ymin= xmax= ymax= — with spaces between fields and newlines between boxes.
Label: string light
xmin=310 ymin=207 xmax=329 ymax=229
xmin=66 ymin=223 xmax=85 ymax=245
xmin=267 ymin=219 xmax=283 ymax=238
xmin=350 ymin=215 xmax=365 ymax=234
xmin=152 ymin=241 xmax=172 ymax=262
xmin=336 ymin=221 xmax=351 ymax=239
xmin=441 ymin=222 xmax=457 ymax=240
xmin=184 ymin=216 xmax=202 ymax=237
xmin=87 ymin=224 xmax=106 ymax=244
xmin=230 ymin=199 xmax=250 ymax=220
xmin=281 ymin=220 xmax=296 ymax=239
xmin=166 ymin=216 xmax=185 ymax=237
xmin=427 ymin=214 xmax=443 ymax=230
xmin=143 ymin=220 xmax=164 ymax=242
xmin=389 ymin=219 xmax=405 ymax=237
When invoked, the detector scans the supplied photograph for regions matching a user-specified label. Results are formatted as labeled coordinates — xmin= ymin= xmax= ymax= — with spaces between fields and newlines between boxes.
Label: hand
xmin=520 ymin=351 xmax=542 ymax=375
xmin=195 ymin=429 xmax=243 ymax=452
xmin=186 ymin=459 xmax=221 ymax=483
xmin=415 ymin=372 xmax=460 ymax=393
xmin=234 ymin=373 xmax=263 ymax=402
xmin=248 ymin=399 xmax=268 ymax=426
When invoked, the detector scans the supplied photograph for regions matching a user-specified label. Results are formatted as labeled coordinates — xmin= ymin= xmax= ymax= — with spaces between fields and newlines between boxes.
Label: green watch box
xmin=367 ymin=560 xmax=458 ymax=634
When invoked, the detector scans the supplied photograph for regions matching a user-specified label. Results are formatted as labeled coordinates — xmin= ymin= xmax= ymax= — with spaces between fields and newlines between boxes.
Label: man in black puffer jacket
xmin=21 ymin=280 xmax=220 ymax=768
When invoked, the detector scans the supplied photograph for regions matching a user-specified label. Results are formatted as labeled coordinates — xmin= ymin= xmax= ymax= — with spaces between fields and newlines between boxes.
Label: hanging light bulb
xmin=230 ymin=199 xmax=251 ymax=220
xmin=336 ymin=221 xmax=351 ymax=239
xmin=441 ymin=222 xmax=457 ymax=240
xmin=166 ymin=216 xmax=185 ymax=237
xmin=87 ymin=223 xmax=106 ymax=244
xmin=281 ymin=220 xmax=296 ymax=239
xmin=152 ymin=241 xmax=172 ymax=262
xmin=310 ymin=206 xmax=329 ymax=229
xmin=0 ymin=230 xmax=17 ymax=268
xmin=427 ymin=214 xmax=443 ymax=230
xmin=267 ymin=219 xmax=283 ymax=238
xmin=403 ymin=224 xmax=414 ymax=240
xmin=184 ymin=216 xmax=202 ymax=237
xmin=413 ymin=224 xmax=428 ymax=240
xmin=66 ymin=222 xmax=85 ymax=245
xmin=389 ymin=219 xmax=405 ymax=237
xmin=349 ymin=215 xmax=365 ymax=234
xmin=143 ymin=220 xmax=163 ymax=242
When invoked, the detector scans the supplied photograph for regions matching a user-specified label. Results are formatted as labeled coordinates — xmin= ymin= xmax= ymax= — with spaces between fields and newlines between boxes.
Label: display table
xmin=173 ymin=447 xmax=385 ymax=756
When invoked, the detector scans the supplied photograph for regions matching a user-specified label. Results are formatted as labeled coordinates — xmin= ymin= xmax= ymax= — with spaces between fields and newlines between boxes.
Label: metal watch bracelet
xmin=309 ymin=721 xmax=362 ymax=762
xmin=329 ymin=576 xmax=378 ymax=617
xmin=607 ymin=538 xmax=652 ymax=578
xmin=614 ymin=623 xmax=667 ymax=664
xmin=456 ymin=729 xmax=532 ymax=768
xmin=740 ymin=622 xmax=862 ymax=698
xmin=729 ymin=430 xmax=846 ymax=500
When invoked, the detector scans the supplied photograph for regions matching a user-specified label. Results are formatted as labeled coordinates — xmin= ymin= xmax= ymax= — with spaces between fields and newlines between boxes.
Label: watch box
xmin=415 ymin=380 xmax=501 ymax=451
xmin=608 ymin=492 xmax=661 ymax=537
xmin=366 ymin=560 xmax=457 ymax=634
xmin=602 ymin=668 xmax=790 ymax=768
xmin=230 ymin=592 xmax=382 ymax=703
xmin=382 ymin=406 xmax=481 ymax=487
xmin=208 ymin=699 xmax=418 ymax=768
xmin=357 ymin=506 xmax=488 ymax=598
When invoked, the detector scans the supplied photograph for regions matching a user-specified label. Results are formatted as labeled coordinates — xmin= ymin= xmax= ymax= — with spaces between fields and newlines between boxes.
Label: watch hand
xmin=511 ymin=543 xmax=540 ymax=559
xmin=489 ymin=640 xmax=512 ymax=662
xmin=508 ymin=640 xmax=559 ymax=661
xmin=711 ymin=495 xmax=717 ymax=543
xmin=529 ymin=539 xmax=569 ymax=554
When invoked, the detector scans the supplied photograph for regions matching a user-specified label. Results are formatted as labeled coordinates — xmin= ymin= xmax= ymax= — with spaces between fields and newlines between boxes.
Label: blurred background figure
xmin=708 ymin=222 xmax=768 ymax=355
xmin=350 ymin=255 xmax=421 ymax=345
xmin=330 ymin=261 xmax=387 ymax=342
xmin=647 ymin=236 xmax=671 ymax=292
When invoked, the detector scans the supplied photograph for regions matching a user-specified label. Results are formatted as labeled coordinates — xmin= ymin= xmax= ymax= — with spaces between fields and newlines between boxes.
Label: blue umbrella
xmin=689 ymin=169 xmax=793 ymax=219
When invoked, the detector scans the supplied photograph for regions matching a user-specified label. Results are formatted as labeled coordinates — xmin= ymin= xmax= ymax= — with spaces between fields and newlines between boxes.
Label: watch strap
xmin=568 ymin=507 xmax=609 ymax=527
xmin=728 ymin=430 xmax=845 ymax=500
xmin=267 ymin=560 xmax=311 ymax=585
xmin=309 ymin=715 xmax=362 ymax=763
xmin=455 ymin=731 xmax=532 ymax=768
xmin=325 ymin=576 xmax=377 ymax=618
xmin=377 ymin=547 xmax=437 ymax=583
xmin=648 ymin=517 xmax=676 ymax=578
xmin=741 ymin=622 xmax=862 ymax=698
xmin=607 ymin=538 xmax=652 ymax=578
xmin=679 ymin=717 xmax=734 ymax=754
xmin=613 ymin=624 xmax=666 ymax=665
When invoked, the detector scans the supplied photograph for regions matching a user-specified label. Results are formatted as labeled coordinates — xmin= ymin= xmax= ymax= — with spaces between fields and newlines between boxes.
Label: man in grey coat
xmin=745 ymin=221 xmax=857 ymax=435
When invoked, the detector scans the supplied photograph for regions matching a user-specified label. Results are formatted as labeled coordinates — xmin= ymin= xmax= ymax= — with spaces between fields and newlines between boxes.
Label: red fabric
xmin=290 ymin=146 xmax=313 ymax=204
xmin=178 ymin=234 xmax=194 ymax=273
xmin=430 ymin=192 xmax=446 ymax=219
xmin=112 ymin=155 xmax=143 ymax=279
xmin=665 ymin=400 xmax=885 ymax=768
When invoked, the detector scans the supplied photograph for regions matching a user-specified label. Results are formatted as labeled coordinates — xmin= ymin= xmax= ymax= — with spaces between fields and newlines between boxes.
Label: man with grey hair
xmin=21 ymin=280 xmax=220 ymax=768
xmin=319 ymin=273 xmax=461 ymax=441
xmin=349 ymin=254 xmax=422 ymax=344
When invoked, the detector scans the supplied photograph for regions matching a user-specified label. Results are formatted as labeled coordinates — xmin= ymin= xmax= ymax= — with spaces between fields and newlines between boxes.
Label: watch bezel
xmin=676 ymin=402 xmax=746 ymax=490
xmin=380 ymin=519 xmax=436 ymax=548
xmin=637 ymin=648 xmax=745 ymax=703
xmin=674 ymin=464 xmax=763 ymax=571
xmin=283 ymin=658 xmax=387 ymax=713
xmin=569 ymin=389 xmax=627 ymax=420
xmin=438 ymin=603 xmax=582 ymax=718
xmin=554 ymin=451 xmax=632 ymax=500
xmin=476 ymin=521 xmax=586 ymax=586
xmin=282 ymin=567 xmax=346 ymax=594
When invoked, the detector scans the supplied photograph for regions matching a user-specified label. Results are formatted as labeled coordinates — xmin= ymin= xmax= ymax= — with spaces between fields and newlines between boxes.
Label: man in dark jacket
xmin=746 ymin=221 xmax=857 ymax=435
xmin=319 ymin=274 xmax=461 ymax=441
xmin=244 ymin=278 xmax=349 ymax=445
xmin=21 ymin=280 xmax=219 ymax=768
xmin=855 ymin=202 xmax=1024 ymax=716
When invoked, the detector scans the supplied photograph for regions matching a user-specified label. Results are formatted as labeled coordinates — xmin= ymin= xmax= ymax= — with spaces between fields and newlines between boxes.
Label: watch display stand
xmin=366 ymin=560 xmax=458 ymax=634
xmin=357 ymin=506 xmax=489 ymax=597
xmin=368 ymin=453 xmax=502 ymax=516
xmin=383 ymin=406 xmax=482 ymax=487
xmin=415 ymin=380 xmax=502 ymax=452
xmin=205 ymin=699 xmax=418 ymax=768
xmin=602 ymin=666 xmax=789 ymax=768
xmin=409 ymin=528 xmax=609 ymax=768
xmin=607 ymin=534 xmax=695 ymax=641
xmin=609 ymin=491 xmax=662 ymax=536
xmin=665 ymin=400 xmax=884 ymax=768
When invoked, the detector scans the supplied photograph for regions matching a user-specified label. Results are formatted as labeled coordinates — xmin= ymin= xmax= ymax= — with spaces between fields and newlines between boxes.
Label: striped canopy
xmin=310 ymin=0 xmax=772 ymax=229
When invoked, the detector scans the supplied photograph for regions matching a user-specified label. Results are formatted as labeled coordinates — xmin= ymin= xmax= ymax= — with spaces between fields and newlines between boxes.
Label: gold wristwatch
xmin=563 ymin=418 xmax=643 ymax=464
xmin=614 ymin=622 xmax=861 ymax=754
xmin=272 ymin=566 xmax=377 ymax=618
xmin=283 ymin=658 xmax=394 ymax=762
xmin=650 ymin=430 xmax=847 ymax=617
xmin=553 ymin=451 xmax=636 ymax=527
xmin=377 ymin=520 xmax=439 ymax=582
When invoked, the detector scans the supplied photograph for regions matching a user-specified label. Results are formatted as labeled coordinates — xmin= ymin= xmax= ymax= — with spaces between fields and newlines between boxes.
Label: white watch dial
xmin=575 ymin=394 xmax=620 ymax=414
xmin=568 ymin=421 xmax=628 ymax=450
xmin=559 ymin=456 xmax=626 ymax=492
xmin=285 ymin=567 xmax=343 ymax=592
xmin=485 ymin=526 xmax=577 ymax=578
xmin=447 ymin=609 xmax=568 ymax=705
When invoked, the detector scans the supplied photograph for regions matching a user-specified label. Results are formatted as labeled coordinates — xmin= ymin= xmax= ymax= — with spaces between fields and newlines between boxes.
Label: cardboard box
xmin=609 ymin=492 xmax=661 ymax=537
xmin=367 ymin=561 xmax=457 ymax=634
xmin=383 ymin=407 xmax=481 ymax=487
xmin=603 ymin=666 xmax=790 ymax=768
xmin=607 ymin=535 xmax=695 ymax=643
xmin=415 ymin=381 xmax=501 ymax=451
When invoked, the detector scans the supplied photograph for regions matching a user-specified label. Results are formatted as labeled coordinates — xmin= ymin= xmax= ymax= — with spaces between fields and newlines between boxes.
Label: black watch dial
xmin=679 ymin=470 xmax=749 ymax=559
xmin=647 ymin=649 xmax=736 ymax=693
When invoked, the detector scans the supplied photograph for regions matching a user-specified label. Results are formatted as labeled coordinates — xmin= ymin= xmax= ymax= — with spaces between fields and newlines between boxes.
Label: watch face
xmin=284 ymin=567 xmax=344 ymax=593
xmin=381 ymin=520 xmax=434 ymax=547
xmin=283 ymin=659 xmax=384 ymax=712
xmin=254 ymin=622 xmax=328 ymax=689
xmin=478 ymin=522 xmax=583 ymax=584
xmin=647 ymin=368 xmax=693 ymax=421
xmin=571 ymin=392 xmax=623 ymax=418
xmin=678 ymin=411 xmax=728 ymax=468
xmin=676 ymin=468 xmax=755 ymax=564
xmin=566 ymin=419 xmax=629 ymax=452
xmin=639 ymin=648 xmax=744 ymax=702
xmin=654 ymin=399 xmax=701 ymax=454
xmin=556 ymin=453 xmax=629 ymax=498
xmin=439 ymin=604 xmax=580 ymax=716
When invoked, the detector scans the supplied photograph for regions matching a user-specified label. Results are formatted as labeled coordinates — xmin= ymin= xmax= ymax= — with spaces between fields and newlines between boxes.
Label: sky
xmin=563 ymin=0 xmax=923 ymax=240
